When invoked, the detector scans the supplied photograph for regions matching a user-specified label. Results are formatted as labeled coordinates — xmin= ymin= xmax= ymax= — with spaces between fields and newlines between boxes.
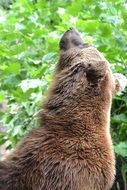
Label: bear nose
xmin=66 ymin=27 xmax=75 ymax=32
xmin=69 ymin=27 xmax=74 ymax=30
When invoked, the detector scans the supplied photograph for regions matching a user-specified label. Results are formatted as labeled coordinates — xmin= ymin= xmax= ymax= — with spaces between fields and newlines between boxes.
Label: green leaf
xmin=114 ymin=142 xmax=127 ymax=157
xmin=19 ymin=79 xmax=43 ymax=92
xmin=5 ymin=63 xmax=21 ymax=74
xmin=112 ymin=114 xmax=127 ymax=123
xmin=0 ymin=92 xmax=5 ymax=102
xmin=77 ymin=19 xmax=100 ymax=33
xmin=42 ymin=52 xmax=57 ymax=63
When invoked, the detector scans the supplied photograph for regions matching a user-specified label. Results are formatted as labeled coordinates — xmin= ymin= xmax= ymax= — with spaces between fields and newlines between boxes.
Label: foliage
xmin=0 ymin=0 xmax=127 ymax=189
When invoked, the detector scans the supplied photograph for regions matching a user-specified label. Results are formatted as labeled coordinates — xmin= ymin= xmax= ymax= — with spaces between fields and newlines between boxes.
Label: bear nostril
xmin=68 ymin=27 xmax=75 ymax=31
xmin=65 ymin=28 xmax=74 ymax=33
xmin=88 ymin=63 xmax=92 ymax=67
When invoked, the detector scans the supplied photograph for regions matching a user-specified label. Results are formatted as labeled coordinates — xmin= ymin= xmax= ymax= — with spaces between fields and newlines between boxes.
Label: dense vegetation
xmin=0 ymin=0 xmax=127 ymax=189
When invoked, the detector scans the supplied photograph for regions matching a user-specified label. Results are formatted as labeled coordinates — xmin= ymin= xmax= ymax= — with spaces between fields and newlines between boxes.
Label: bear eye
xmin=60 ymin=40 xmax=66 ymax=50
xmin=72 ymin=39 xmax=81 ymax=46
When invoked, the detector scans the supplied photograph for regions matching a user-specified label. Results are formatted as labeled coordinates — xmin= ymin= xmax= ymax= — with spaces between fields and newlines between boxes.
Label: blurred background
xmin=0 ymin=0 xmax=127 ymax=189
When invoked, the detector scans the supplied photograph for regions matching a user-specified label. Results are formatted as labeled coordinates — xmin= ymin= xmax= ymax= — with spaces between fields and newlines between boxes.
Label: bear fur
xmin=0 ymin=28 xmax=127 ymax=190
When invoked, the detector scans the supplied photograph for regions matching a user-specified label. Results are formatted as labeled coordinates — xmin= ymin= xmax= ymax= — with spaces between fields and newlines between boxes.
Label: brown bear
xmin=0 ymin=28 xmax=127 ymax=190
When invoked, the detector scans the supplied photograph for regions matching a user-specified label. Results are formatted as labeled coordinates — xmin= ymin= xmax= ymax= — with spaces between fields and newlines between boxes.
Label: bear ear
xmin=113 ymin=73 xmax=127 ymax=93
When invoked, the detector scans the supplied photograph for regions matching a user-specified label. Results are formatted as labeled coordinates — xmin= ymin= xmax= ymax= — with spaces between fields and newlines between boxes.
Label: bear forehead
xmin=70 ymin=47 xmax=110 ymax=66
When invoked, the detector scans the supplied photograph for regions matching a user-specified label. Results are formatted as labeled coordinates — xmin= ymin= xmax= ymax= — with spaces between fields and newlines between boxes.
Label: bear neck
xmin=40 ymin=71 xmax=112 ymax=136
